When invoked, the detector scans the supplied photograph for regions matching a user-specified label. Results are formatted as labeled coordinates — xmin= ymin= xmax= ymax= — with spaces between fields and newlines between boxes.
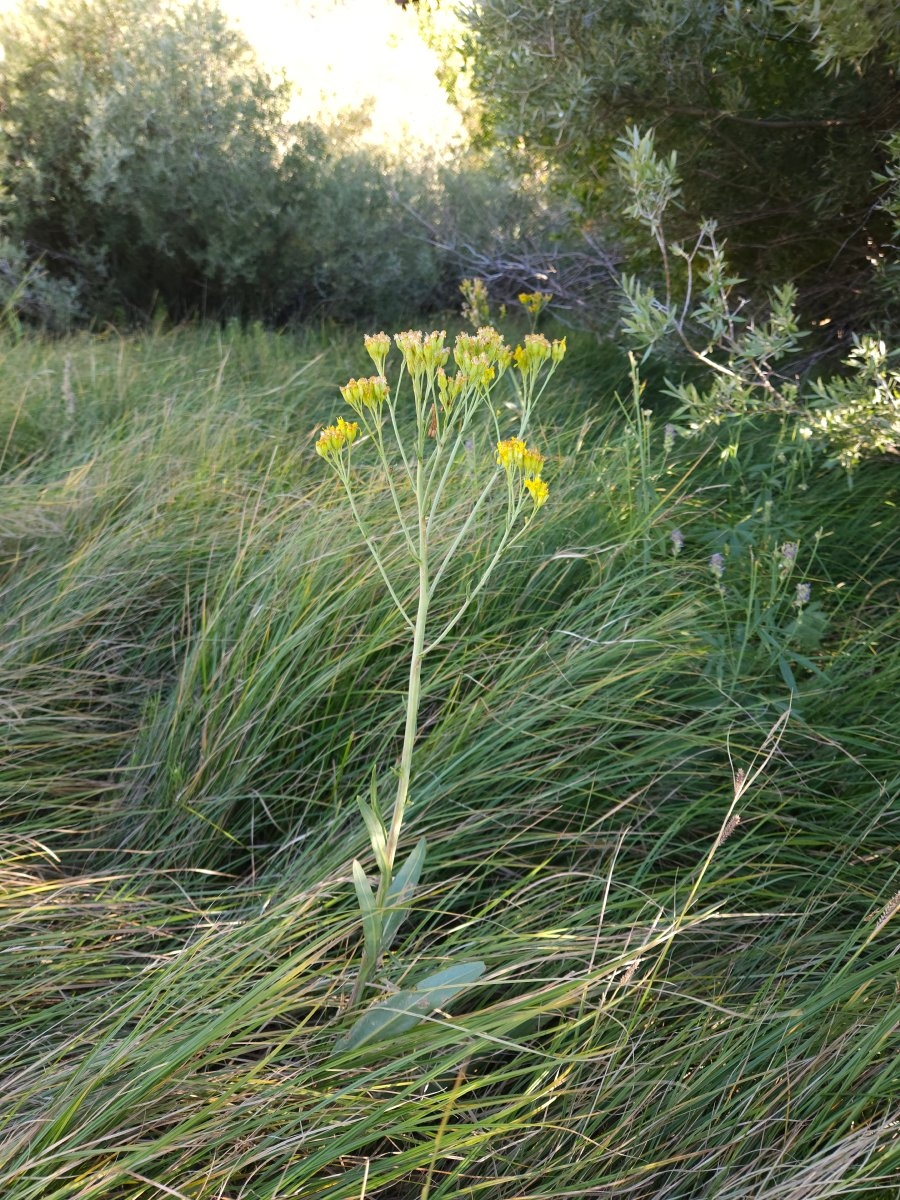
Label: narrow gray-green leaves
xmin=335 ymin=960 xmax=485 ymax=1054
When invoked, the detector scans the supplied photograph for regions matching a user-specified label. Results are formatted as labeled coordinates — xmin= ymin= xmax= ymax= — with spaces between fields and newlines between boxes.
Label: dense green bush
xmin=0 ymin=0 xmax=325 ymax=321
xmin=615 ymin=127 xmax=899 ymax=470
xmin=0 ymin=0 xmax=589 ymax=328
xmin=450 ymin=0 xmax=900 ymax=326
xmin=275 ymin=142 xmax=449 ymax=326
xmin=0 ymin=234 xmax=83 ymax=332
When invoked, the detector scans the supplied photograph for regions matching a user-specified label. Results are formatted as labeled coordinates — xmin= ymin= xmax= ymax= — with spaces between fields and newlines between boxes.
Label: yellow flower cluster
xmin=496 ymin=437 xmax=542 ymax=476
xmin=460 ymin=276 xmax=491 ymax=327
xmin=363 ymin=331 xmax=391 ymax=375
xmin=518 ymin=290 xmax=553 ymax=317
xmin=340 ymin=375 xmax=390 ymax=415
xmin=513 ymin=333 xmax=566 ymax=376
xmin=524 ymin=477 xmax=549 ymax=508
xmin=496 ymin=436 xmax=549 ymax=510
xmin=454 ymin=326 xmax=513 ymax=376
xmin=466 ymin=355 xmax=498 ymax=391
xmin=394 ymin=330 xmax=450 ymax=379
xmin=316 ymin=415 xmax=359 ymax=458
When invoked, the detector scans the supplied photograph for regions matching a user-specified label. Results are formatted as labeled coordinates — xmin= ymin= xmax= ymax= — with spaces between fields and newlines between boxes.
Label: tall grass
xmin=1 ymin=324 xmax=897 ymax=1198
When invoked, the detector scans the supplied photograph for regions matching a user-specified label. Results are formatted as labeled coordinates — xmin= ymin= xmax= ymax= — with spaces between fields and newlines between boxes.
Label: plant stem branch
xmin=379 ymin=456 xmax=430 ymax=898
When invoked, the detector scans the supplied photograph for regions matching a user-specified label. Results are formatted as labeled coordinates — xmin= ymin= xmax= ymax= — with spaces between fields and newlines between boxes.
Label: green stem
xmin=372 ymin=419 xmax=418 ymax=561
xmin=338 ymin=466 xmax=414 ymax=631
xmin=427 ymin=498 xmax=527 ymax=656
xmin=387 ymin=392 xmax=415 ymax=490
xmin=378 ymin=456 xmax=430 ymax=901
xmin=424 ymin=416 xmax=463 ymax=522
xmin=429 ymin=470 xmax=498 ymax=594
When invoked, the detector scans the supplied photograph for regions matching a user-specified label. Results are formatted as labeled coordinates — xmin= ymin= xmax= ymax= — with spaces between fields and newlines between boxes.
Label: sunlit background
xmin=0 ymin=0 xmax=465 ymax=150
xmin=217 ymin=0 xmax=464 ymax=149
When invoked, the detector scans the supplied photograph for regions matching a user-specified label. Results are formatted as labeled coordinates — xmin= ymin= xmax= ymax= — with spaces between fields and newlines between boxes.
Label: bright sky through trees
xmin=0 ymin=0 xmax=463 ymax=149
xmin=218 ymin=0 xmax=463 ymax=148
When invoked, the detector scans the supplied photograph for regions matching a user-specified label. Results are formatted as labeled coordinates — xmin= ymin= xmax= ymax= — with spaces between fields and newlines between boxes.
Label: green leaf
xmin=356 ymin=795 xmax=388 ymax=877
xmin=381 ymin=836 xmax=427 ymax=955
xmin=778 ymin=654 xmax=798 ymax=693
xmin=351 ymin=859 xmax=382 ymax=967
xmin=334 ymin=960 xmax=485 ymax=1054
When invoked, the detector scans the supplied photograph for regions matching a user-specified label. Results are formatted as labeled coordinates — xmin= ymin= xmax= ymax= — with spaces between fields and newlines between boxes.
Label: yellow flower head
xmin=551 ymin=337 xmax=567 ymax=364
xmin=316 ymin=415 xmax=359 ymax=459
xmin=394 ymin=329 xmax=423 ymax=378
xmin=341 ymin=375 xmax=389 ymax=415
xmin=498 ymin=437 xmax=548 ymax=510
xmin=437 ymin=368 xmax=465 ymax=413
xmin=523 ymin=446 xmax=545 ymax=479
xmin=518 ymin=290 xmax=553 ymax=317
xmin=524 ymin=476 xmax=549 ymax=509
xmin=496 ymin=436 xmax=527 ymax=473
xmin=465 ymin=354 xmax=496 ymax=392
xmin=422 ymin=330 xmax=450 ymax=374
xmin=520 ymin=333 xmax=552 ymax=369
xmin=394 ymin=330 xmax=448 ymax=380
xmin=474 ymin=326 xmax=507 ymax=353
xmin=363 ymin=332 xmax=391 ymax=375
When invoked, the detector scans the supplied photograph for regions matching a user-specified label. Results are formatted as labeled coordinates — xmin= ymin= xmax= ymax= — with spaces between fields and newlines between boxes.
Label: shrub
xmin=451 ymin=0 xmax=900 ymax=326
xmin=0 ymin=234 xmax=82 ymax=333
xmin=278 ymin=143 xmax=450 ymax=326
xmin=0 ymin=0 xmax=316 ymax=321
xmin=0 ymin=0 xmax=617 ymax=329
xmin=616 ymin=128 xmax=900 ymax=472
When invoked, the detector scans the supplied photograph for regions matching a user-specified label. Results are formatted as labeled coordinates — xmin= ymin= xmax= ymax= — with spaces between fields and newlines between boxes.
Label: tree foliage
xmin=778 ymin=0 xmax=900 ymax=72
xmin=0 ymin=0 xmax=587 ymax=328
xmin=0 ymin=0 xmax=317 ymax=320
xmin=453 ymin=0 xmax=900 ymax=325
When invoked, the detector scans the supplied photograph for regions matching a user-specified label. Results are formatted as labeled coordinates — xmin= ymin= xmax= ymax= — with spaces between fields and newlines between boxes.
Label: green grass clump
xmin=1 ymin=324 xmax=897 ymax=1198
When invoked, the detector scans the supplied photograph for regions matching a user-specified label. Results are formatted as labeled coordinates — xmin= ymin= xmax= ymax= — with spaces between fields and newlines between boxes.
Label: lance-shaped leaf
xmin=381 ymin=836 xmax=427 ymax=956
xmin=351 ymin=859 xmax=382 ymax=967
xmin=334 ymin=959 xmax=485 ymax=1053
xmin=356 ymin=797 xmax=389 ymax=877
xmin=356 ymin=766 xmax=389 ymax=876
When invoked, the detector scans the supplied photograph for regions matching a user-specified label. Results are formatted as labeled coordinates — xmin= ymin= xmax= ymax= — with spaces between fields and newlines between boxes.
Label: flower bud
xmin=316 ymin=415 xmax=359 ymax=459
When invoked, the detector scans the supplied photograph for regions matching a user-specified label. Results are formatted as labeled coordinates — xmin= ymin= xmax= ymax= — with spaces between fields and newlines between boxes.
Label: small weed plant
xmin=315 ymin=325 xmax=565 ymax=1042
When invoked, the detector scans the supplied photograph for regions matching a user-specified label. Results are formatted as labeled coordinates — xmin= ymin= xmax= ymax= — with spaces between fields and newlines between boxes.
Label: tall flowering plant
xmin=316 ymin=326 xmax=565 ymax=1033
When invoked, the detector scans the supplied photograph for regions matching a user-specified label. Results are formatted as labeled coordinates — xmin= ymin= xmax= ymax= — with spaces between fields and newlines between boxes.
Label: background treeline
xmin=4 ymin=0 xmax=899 ymax=347
xmin=0 ymin=0 xmax=591 ymax=329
